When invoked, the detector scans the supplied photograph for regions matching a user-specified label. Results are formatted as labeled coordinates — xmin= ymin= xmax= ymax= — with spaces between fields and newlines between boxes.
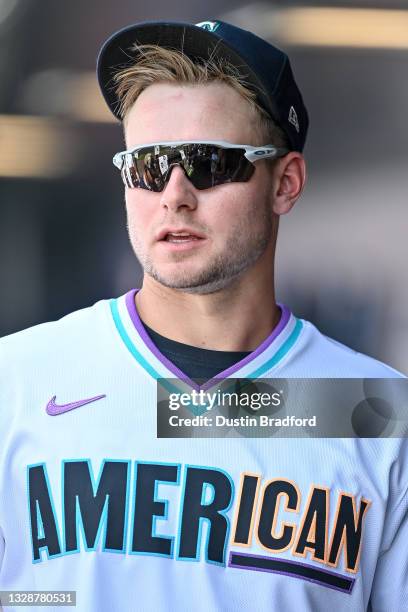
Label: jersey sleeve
xmin=0 ymin=339 xmax=12 ymax=582
xmin=0 ymin=526 xmax=4 ymax=574
xmin=368 ymin=441 xmax=408 ymax=610
xmin=0 ymin=343 xmax=5 ymax=579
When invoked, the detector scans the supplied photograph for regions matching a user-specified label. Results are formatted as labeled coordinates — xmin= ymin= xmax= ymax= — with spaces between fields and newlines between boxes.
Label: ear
xmin=271 ymin=152 xmax=306 ymax=215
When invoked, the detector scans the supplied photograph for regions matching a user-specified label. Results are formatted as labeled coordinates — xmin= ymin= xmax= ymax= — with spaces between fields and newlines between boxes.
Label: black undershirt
xmin=142 ymin=322 xmax=251 ymax=384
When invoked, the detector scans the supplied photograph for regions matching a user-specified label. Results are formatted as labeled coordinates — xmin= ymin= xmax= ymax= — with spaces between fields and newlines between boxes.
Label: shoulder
xmin=287 ymin=317 xmax=406 ymax=378
xmin=0 ymin=296 xmax=123 ymax=435
xmin=0 ymin=296 xmax=113 ymax=369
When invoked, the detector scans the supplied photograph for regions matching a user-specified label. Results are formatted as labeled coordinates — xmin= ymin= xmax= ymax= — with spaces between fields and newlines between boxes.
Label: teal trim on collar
xmin=110 ymin=298 xmax=160 ymax=380
xmin=248 ymin=319 xmax=303 ymax=378
xmin=110 ymin=298 xmax=201 ymax=403
xmin=111 ymin=297 xmax=303 ymax=381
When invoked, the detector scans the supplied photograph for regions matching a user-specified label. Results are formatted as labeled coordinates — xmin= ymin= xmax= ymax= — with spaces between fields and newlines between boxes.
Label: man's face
xmin=124 ymin=81 xmax=277 ymax=294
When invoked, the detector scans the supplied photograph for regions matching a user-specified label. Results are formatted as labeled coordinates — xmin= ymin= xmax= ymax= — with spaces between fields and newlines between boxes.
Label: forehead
xmin=124 ymin=81 xmax=261 ymax=146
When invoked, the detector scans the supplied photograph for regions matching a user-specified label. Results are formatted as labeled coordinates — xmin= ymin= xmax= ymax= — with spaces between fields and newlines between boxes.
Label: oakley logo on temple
xmin=253 ymin=149 xmax=277 ymax=156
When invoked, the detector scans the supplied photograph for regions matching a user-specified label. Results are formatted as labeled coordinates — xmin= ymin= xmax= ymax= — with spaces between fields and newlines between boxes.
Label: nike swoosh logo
xmin=46 ymin=394 xmax=106 ymax=416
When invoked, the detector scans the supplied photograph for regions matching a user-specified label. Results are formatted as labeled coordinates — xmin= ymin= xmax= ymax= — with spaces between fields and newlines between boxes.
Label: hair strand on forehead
xmin=112 ymin=44 xmax=288 ymax=147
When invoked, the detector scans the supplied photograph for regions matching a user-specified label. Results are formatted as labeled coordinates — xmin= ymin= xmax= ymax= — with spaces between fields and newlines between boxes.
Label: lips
xmin=157 ymin=228 xmax=205 ymax=242
xmin=165 ymin=234 xmax=200 ymax=243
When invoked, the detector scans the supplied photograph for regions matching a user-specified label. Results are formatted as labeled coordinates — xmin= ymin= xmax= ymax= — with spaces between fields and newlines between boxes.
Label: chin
xmin=147 ymin=265 xmax=245 ymax=295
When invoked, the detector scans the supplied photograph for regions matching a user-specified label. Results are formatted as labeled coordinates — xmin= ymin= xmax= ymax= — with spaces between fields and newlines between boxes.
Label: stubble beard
xmin=128 ymin=205 xmax=273 ymax=295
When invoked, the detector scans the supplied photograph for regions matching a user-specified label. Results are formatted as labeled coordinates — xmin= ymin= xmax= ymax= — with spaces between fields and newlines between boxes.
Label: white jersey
xmin=0 ymin=290 xmax=406 ymax=612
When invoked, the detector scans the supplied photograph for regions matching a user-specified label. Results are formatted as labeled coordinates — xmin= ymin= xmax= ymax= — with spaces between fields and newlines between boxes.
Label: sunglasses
xmin=112 ymin=140 xmax=289 ymax=192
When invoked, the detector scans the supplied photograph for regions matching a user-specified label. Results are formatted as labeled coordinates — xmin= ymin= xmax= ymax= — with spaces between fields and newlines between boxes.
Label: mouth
xmin=157 ymin=228 xmax=206 ymax=243
xmin=163 ymin=233 xmax=202 ymax=244
xmin=156 ymin=228 xmax=207 ymax=251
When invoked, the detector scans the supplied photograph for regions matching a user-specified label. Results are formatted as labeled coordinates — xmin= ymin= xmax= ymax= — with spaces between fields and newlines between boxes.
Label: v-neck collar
xmin=110 ymin=289 xmax=303 ymax=391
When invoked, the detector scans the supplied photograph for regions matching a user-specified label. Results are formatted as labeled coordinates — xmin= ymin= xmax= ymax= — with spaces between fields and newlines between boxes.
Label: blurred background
xmin=0 ymin=0 xmax=407 ymax=372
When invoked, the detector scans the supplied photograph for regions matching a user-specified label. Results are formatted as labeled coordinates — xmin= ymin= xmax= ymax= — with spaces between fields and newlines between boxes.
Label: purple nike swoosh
xmin=46 ymin=394 xmax=106 ymax=416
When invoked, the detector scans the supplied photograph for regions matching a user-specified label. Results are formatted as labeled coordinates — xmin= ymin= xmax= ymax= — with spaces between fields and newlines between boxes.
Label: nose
xmin=159 ymin=164 xmax=198 ymax=212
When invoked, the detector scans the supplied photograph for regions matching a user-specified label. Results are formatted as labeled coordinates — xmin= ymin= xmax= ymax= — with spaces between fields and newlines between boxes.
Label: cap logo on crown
xmin=195 ymin=21 xmax=220 ymax=32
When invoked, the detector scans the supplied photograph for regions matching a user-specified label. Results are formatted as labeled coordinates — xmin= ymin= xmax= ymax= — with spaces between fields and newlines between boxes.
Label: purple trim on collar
xmin=125 ymin=289 xmax=291 ymax=391
xmin=125 ymin=289 xmax=193 ymax=386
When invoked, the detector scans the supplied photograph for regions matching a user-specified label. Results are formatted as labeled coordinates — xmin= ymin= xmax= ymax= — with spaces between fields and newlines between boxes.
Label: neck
xmin=135 ymin=257 xmax=280 ymax=352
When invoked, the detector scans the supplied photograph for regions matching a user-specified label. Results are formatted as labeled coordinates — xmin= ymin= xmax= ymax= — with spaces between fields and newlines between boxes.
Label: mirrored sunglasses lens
xmin=120 ymin=144 xmax=254 ymax=191
xmin=187 ymin=146 xmax=254 ymax=189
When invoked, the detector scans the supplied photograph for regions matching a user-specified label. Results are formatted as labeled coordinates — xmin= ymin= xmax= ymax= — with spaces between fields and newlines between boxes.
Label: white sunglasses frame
xmin=112 ymin=139 xmax=289 ymax=170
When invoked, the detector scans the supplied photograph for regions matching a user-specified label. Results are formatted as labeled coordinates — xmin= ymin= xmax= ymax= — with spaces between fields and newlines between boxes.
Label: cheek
xmin=125 ymin=191 xmax=156 ymax=234
xmin=216 ymin=186 xmax=271 ymax=240
xmin=205 ymin=185 xmax=257 ymax=226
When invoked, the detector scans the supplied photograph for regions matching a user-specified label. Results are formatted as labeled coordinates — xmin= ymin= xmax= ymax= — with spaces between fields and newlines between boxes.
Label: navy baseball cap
xmin=97 ymin=20 xmax=309 ymax=152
